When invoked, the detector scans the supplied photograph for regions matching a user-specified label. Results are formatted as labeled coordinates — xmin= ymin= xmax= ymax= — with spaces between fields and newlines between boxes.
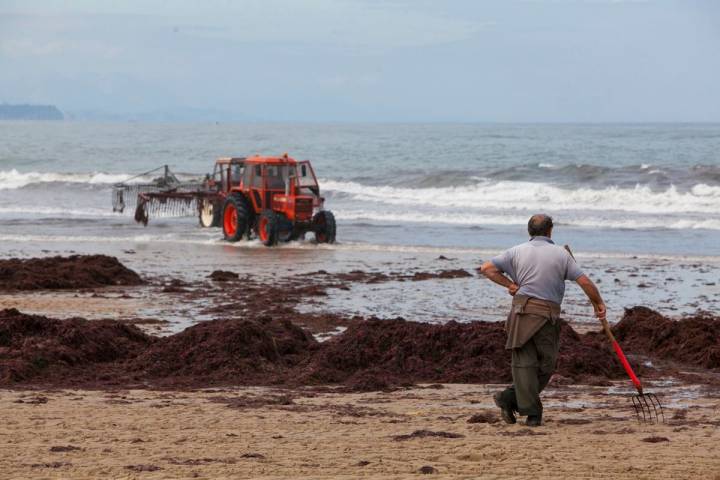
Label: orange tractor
xmin=119 ymin=154 xmax=336 ymax=246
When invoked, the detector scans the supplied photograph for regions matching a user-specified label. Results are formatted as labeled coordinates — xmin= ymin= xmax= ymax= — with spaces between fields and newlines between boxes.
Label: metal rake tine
xmin=655 ymin=394 xmax=665 ymax=423
xmin=635 ymin=395 xmax=650 ymax=423
xmin=631 ymin=395 xmax=646 ymax=423
xmin=642 ymin=394 xmax=658 ymax=423
xmin=640 ymin=394 xmax=655 ymax=423
xmin=647 ymin=393 xmax=665 ymax=423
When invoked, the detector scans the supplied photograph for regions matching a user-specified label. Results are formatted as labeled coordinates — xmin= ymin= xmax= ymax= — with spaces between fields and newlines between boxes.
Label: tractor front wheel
xmin=222 ymin=194 xmax=249 ymax=242
xmin=257 ymin=210 xmax=279 ymax=246
xmin=313 ymin=210 xmax=336 ymax=244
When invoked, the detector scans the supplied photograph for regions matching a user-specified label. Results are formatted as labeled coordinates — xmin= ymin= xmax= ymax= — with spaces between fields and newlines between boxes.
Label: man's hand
xmin=594 ymin=302 xmax=607 ymax=321
xmin=508 ymin=283 xmax=519 ymax=296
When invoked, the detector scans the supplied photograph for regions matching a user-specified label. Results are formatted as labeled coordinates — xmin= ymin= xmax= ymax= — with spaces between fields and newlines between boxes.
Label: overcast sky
xmin=1 ymin=0 xmax=719 ymax=122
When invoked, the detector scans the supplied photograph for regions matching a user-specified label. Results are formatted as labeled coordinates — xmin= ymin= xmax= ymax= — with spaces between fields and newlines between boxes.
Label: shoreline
xmin=1 ymin=255 xmax=719 ymax=391
xmin=1 ymin=240 xmax=718 ymax=326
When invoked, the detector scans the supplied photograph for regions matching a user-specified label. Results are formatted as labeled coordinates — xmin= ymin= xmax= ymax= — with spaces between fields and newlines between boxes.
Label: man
xmin=480 ymin=214 xmax=606 ymax=427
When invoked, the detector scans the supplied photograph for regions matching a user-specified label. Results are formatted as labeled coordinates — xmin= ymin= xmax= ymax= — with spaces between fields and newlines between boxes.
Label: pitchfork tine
xmin=631 ymin=395 xmax=646 ymax=423
xmin=648 ymin=393 xmax=665 ymax=423
xmin=641 ymin=394 xmax=654 ymax=422
xmin=643 ymin=395 xmax=657 ymax=423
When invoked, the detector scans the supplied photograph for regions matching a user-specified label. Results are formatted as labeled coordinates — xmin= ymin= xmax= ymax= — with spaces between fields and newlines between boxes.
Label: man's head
xmin=528 ymin=214 xmax=553 ymax=238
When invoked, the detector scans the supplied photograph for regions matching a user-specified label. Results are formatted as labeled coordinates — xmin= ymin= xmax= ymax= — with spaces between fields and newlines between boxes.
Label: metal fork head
xmin=631 ymin=393 xmax=665 ymax=424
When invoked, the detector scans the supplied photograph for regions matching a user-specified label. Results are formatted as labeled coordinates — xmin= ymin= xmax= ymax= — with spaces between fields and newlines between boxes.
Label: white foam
xmin=1 ymin=233 xmax=719 ymax=263
xmin=0 ymin=206 xmax=116 ymax=217
xmin=335 ymin=210 xmax=720 ymax=230
xmin=0 ymin=169 xmax=150 ymax=190
xmin=322 ymin=179 xmax=720 ymax=215
xmin=0 ymin=233 xmax=220 ymax=245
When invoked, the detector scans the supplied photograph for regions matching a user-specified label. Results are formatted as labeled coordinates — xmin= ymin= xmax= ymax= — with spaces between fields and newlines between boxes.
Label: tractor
xmin=117 ymin=154 xmax=336 ymax=246
xmin=203 ymin=154 xmax=335 ymax=246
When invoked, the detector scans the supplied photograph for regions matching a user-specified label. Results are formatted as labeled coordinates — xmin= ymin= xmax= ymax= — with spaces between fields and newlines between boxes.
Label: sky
xmin=1 ymin=0 xmax=719 ymax=122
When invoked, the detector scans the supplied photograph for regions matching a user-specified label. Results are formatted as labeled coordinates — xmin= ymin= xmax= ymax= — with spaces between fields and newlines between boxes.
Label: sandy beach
xmin=0 ymin=251 xmax=719 ymax=479
xmin=2 ymin=384 xmax=719 ymax=479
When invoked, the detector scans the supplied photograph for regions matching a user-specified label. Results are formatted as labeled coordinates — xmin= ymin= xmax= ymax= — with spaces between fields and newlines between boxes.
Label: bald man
xmin=480 ymin=214 xmax=606 ymax=427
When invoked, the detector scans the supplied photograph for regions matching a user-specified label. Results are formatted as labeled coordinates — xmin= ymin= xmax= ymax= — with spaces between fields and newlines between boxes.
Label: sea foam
xmin=321 ymin=179 xmax=720 ymax=215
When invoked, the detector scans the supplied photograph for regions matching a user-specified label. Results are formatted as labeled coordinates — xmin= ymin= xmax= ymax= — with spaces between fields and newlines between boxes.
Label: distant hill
xmin=0 ymin=104 xmax=64 ymax=120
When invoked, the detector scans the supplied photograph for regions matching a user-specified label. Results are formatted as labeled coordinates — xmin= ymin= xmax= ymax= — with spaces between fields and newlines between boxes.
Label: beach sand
xmin=1 ymin=251 xmax=719 ymax=479
xmin=2 ymin=384 xmax=718 ymax=479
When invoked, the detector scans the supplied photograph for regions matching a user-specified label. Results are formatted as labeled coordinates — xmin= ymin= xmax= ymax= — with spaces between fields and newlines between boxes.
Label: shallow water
xmin=1 ymin=122 xmax=718 ymax=323
xmin=1 ymin=122 xmax=719 ymax=256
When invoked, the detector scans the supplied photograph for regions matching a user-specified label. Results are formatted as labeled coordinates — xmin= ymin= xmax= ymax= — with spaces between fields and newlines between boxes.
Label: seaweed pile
xmin=1 ymin=256 xmax=716 ymax=391
xmin=0 ymin=255 xmax=143 ymax=290
xmin=613 ymin=306 xmax=720 ymax=370
xmin=5 ymin=307 xmax=707 ymax=391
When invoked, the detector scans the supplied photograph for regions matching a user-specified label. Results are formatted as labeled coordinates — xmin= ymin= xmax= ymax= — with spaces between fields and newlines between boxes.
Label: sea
xmin=1 ymin=121 xmax=718 ymax=257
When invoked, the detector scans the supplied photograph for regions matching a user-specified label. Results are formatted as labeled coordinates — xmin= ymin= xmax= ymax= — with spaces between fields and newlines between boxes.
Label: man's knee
xmin=537 ymin=353 xmax=558 ymax=376
xmin=534 ymin=329 xmax=560 ymax=375
xmin=511 ymin=345 xmax=539 ymax=369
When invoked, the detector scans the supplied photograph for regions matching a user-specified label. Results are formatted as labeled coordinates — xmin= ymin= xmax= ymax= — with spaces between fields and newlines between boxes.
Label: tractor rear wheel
xmin=313 ymin=210 xmax=336 ymax=244
xmin=222 ymin=194 xmax=249 ymax=242
xmin=199 ymin=198 xmax=220 ymax=228
xmin=257 ymin=210 xmax=279 ymax=246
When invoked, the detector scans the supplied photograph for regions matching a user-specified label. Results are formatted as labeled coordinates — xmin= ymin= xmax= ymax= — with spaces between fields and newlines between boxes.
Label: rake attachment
xmin=112 ymin=165 xmax=203 ymax=214
xmin=600 ymin=316 xmax=665 ymax=424
xmin=134 ymin=191 xmax=220 ymax=226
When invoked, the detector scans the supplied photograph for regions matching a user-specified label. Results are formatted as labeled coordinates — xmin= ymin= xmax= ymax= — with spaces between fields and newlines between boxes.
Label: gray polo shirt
xmin=491 ymin=236 xmax=584 ymax=305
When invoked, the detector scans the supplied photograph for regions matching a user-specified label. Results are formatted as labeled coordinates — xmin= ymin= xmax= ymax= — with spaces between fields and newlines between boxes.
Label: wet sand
xmin=3 ymin=238 xmax=719 ymax=331
xmin=2 ymin=384 xmax=718 ymax=479
xmin=1 ymin=252 xmax=719 ymax=479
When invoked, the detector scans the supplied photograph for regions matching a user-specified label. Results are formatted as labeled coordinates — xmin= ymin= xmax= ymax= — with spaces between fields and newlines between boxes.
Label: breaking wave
xmin=0 ymin=169 xmax=139 ymax=190
xmin=0 ymin=169 xmax=201 ymax=190
xmin=336 ymin=211 xmax=720 ymax=230
xmin=322 ymin=179 xmax=720 ymax=215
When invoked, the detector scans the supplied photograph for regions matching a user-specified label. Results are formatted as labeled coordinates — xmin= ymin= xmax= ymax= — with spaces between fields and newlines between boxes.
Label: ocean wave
xmin=0 ymin=169 xmax=141 ymax=190
xmin=1 ymin=233 xmax=719 ymax=262
xmin=0 ymin=169 xmax=202 ymax=190
xmin=381 ymin=163 xmax=720 ymax=190
xmin=322 ymin=179 xmax=720 ymax=215
xmin=336 ymin=210 xmax=720 ymax=230
xmin=0 ymin=206 xmax=116 ymax=217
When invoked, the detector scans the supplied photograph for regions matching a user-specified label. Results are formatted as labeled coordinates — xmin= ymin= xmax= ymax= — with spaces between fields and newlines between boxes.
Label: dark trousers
xmin=499 ymin=319 xmax=561 ymax=416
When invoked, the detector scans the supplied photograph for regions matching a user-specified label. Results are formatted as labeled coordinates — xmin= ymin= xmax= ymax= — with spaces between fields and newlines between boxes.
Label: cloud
xmin=0 ymin=38 xmax=121 ymax=58
xmin=166 ymin=1 xmax=490 ymax=49
xmin=1 ymin=0 xmax=491 ymax=50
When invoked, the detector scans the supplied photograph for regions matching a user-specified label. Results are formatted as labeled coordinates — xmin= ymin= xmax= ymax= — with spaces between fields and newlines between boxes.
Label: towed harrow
xmin=112 ymin=165 xmax=206 ymax=220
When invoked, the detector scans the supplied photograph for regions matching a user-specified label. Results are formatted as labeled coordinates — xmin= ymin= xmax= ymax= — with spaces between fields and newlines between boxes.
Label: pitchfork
xmin=563 ymin=245 xmax=664 ymax=424
xmin=599 ymin=315 xmax=665 ymax=424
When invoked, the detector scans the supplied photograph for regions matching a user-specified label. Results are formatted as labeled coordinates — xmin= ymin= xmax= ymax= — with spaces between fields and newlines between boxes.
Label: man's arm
xmin=480 ymin=261 xmax=519 ymax=296
xmin=576 ymin=274 xmax=606 ymax=320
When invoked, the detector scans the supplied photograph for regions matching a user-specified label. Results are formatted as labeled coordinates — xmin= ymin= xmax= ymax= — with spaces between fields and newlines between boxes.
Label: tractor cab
xmin=207 ymin=157 xmax=246 ymax=192
xmin=233 ymin=155 xmax=322 ymax=224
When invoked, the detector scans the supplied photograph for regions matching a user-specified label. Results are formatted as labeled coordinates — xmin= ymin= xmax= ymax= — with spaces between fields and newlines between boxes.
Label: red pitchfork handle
xmin=563 ymin=245 xmax=644 ymax=394
xmin=600 ymin=316 xmax=643 ymax=394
